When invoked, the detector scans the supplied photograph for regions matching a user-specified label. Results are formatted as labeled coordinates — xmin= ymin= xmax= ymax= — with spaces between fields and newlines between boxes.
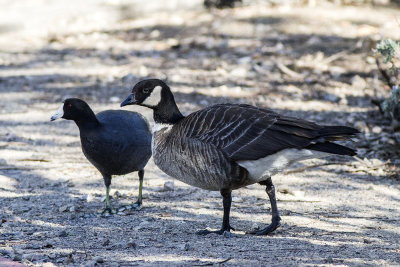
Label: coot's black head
xmin=120 ymin=79 xmax=172 ymax=109
xmin=51 ymin=98 xmax=95 ymax=122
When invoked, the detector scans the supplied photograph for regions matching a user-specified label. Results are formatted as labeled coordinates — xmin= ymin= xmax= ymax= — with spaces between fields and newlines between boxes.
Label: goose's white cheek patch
xmin=50 ymin=104 xmax=64 ymax=121
xmin=142 ymin=86 xmax=162 ymax=107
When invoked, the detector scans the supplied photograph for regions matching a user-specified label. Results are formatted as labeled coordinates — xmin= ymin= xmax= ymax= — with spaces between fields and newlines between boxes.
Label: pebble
xmin=251 ymin=223 xmax=260 ymax=231
xmin=323 ymin=93 xmax=340 ymax=103
xmin=163 ymin=181 xmax=174 ymax=191
xmin=83 ymin=260 xmax=97 ymax=267
xmin=86 ymin=194 xmax=95 ymax=202
xmin=102 ymin=239 xmax=110 ymax=246
xmin=230 ymin=67 xmax=247 ymax=78
xmin=13 ymin=254 xmax=22 ymax=261
xmin=93 ymin=256 xmax=104 ymax=263
xmin=0 ymin=246 xmax=14 ymax=257
xmin=179 ymin=243 xmax=190 ymax=251
xmin=222 ymin=231 xmax=234 ymax=238
xmin=126 ymin=240 xmax=136 ymax=249
xmin=354 ymin=121 xmax=367 ymax=131
xmin=58 ymin=230 xmax=68 ymax=237
xmin=371 ymin=126 xmax=382 ymax=134
xmin=59 ymin=206 xmax=69 ymax=212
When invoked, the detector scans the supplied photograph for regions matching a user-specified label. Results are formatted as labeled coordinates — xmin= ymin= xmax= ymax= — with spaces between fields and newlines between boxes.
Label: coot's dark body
xmin=51 ymin=98 xmax=152 ymax=214
xmin=80 ymin=110 xmax=151 ymax=176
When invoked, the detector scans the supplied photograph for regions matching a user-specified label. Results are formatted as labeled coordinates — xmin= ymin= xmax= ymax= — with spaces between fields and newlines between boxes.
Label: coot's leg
xmin=197 ymin=188 xmax=235 ymax=235
xmin=117 ymin=170 xmax=144 ymax=212
xmin=101 ymin=175 xmax=114 ymax=215
xmin=247 ymin=177 xmax=281 ymax=235
xmin=131 ymin=169 xmax=144 ymax=210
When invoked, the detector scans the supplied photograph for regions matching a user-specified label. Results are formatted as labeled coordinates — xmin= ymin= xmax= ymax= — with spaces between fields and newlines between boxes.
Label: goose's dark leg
xmin=248 ymin=177 xmax=281 ymax=235
xmin=197 ymin=188 xmax=235 ymax=235
xmin=101 ymin=175 xmax=115 ymax=215
xmin=117 ymin=170 xmax=144 ymax=212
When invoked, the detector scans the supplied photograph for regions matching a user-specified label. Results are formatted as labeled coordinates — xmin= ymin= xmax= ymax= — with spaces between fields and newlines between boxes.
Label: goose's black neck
xmin=152 ymin=87 xmax=184 ymax=124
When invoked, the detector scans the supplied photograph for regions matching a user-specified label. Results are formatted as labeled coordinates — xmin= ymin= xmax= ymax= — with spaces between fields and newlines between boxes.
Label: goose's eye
xmin=143 ymin=88 xmax=149 ymax=94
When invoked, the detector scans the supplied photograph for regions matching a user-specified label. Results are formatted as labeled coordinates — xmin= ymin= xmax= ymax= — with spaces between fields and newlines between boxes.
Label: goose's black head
xmin=121 ymin=79 xmax=172 ymax=109
xmin=51 ymin=98 xmax=98 ymax=124
xmin=121 ymin=79 xmax=184 ymax=124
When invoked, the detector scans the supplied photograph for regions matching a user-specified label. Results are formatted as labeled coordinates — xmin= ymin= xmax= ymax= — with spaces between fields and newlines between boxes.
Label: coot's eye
xmin=143 ymin=88 xmax=149 ymax=94
xmin=67 ymin=104 xmax=72 ymax=108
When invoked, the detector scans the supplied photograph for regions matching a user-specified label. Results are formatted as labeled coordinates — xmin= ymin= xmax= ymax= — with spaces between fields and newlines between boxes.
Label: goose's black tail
xmin=307 ymin=125 xmax=359 ymax=156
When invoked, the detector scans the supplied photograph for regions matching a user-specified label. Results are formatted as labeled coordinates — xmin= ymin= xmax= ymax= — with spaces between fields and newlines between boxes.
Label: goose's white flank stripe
xmin=142 ymin=85 xmax=162 ymax=107
xmin=237 ymin=148 xmax=328 ymax=181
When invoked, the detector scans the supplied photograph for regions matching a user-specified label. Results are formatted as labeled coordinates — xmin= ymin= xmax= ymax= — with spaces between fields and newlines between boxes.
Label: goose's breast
xmin=152 ymin=130 xmax=249 ymax=191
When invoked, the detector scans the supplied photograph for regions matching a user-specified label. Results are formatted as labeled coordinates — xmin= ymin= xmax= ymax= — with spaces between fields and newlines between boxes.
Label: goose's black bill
xmin=121 ymin=94 xmax=137 ymax=107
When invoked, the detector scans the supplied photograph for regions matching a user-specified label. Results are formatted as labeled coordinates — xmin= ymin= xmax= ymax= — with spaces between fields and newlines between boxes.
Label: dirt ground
xmin=0 ymin=0 xmax=400 ymax=266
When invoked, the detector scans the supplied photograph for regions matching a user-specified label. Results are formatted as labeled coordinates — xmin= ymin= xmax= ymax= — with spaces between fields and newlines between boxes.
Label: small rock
xmin=93 ymin=256 xmax=104 ymax=263
xmin=222 ymin=231 xmax=234 ymax=238
xmin=83 ymin=260 xmax=97 ymax=267
xmin=13 ymin=254 xmax=22 ymax=261
xmin=163 ymin=181 xmax=174 ymax=191
xmin=237 ymin=56 xmax=252 ymax=65
xmin=22 ymin=196 xmax=30 ymax=201
xmin=42 ymin=262 xmax=57 ymax=267
xmin=251 ymin=223 xmax=260 ymax=231
xmin=126 ymin=240 xmax=136 ymax=249
xmin=59 ymin=206 xmax=69 ymax=212
xmin=102 ymin=239 xmax=110 ymax=246
xmin=323 ymin=93 xmax=340 ymax=103
xmin=69 ymin=206 xmax=76 ymax=212
xmin=184 ymin=243 xmax=191 ymax=251
xmin=179 ymin=243 xmax=190 ymax=251
xmin=43 ymin=242 xmax=53 ymax=248
xmin=230 ymin=67 xmax=247 ymax=78
xmin=363 ymin=238 xmax=372 ymax=244
xmin=86 ymin=194 xmax=95 ymax=202
xmin=351 ymin=75 xmax=367 ymax=89
xmin=354 ymin=121 xmax=367 ymax=131
xmin=371 ymin=126 xmax=382 ymax=134
xmin=325 ymin=257 xmax=334 ymax=263
xmin=0 ymin=246 xmax=14 ymax=257
xmin=58 ymin=230 xmax=68 ymax=237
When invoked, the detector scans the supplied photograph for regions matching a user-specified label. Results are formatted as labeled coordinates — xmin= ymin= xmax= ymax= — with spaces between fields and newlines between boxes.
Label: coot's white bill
xmin=51 ymin=104 xmax=64 ymax=121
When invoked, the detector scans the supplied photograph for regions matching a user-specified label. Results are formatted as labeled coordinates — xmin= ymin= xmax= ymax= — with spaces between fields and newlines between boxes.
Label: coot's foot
xmin=101 ymin=207 xmax=115 ymax=216
xmin=246 ymin=218 xmax=281 ymax=235
xmin=117 ymin=199 xmax=142 ymax=212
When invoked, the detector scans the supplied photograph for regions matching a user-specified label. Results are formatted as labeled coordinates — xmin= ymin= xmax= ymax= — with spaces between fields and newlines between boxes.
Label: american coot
xmin=51 ymin=98 xmax=152 ymax=214
xmin=121 ymin=79 xmax=359 ymax=235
